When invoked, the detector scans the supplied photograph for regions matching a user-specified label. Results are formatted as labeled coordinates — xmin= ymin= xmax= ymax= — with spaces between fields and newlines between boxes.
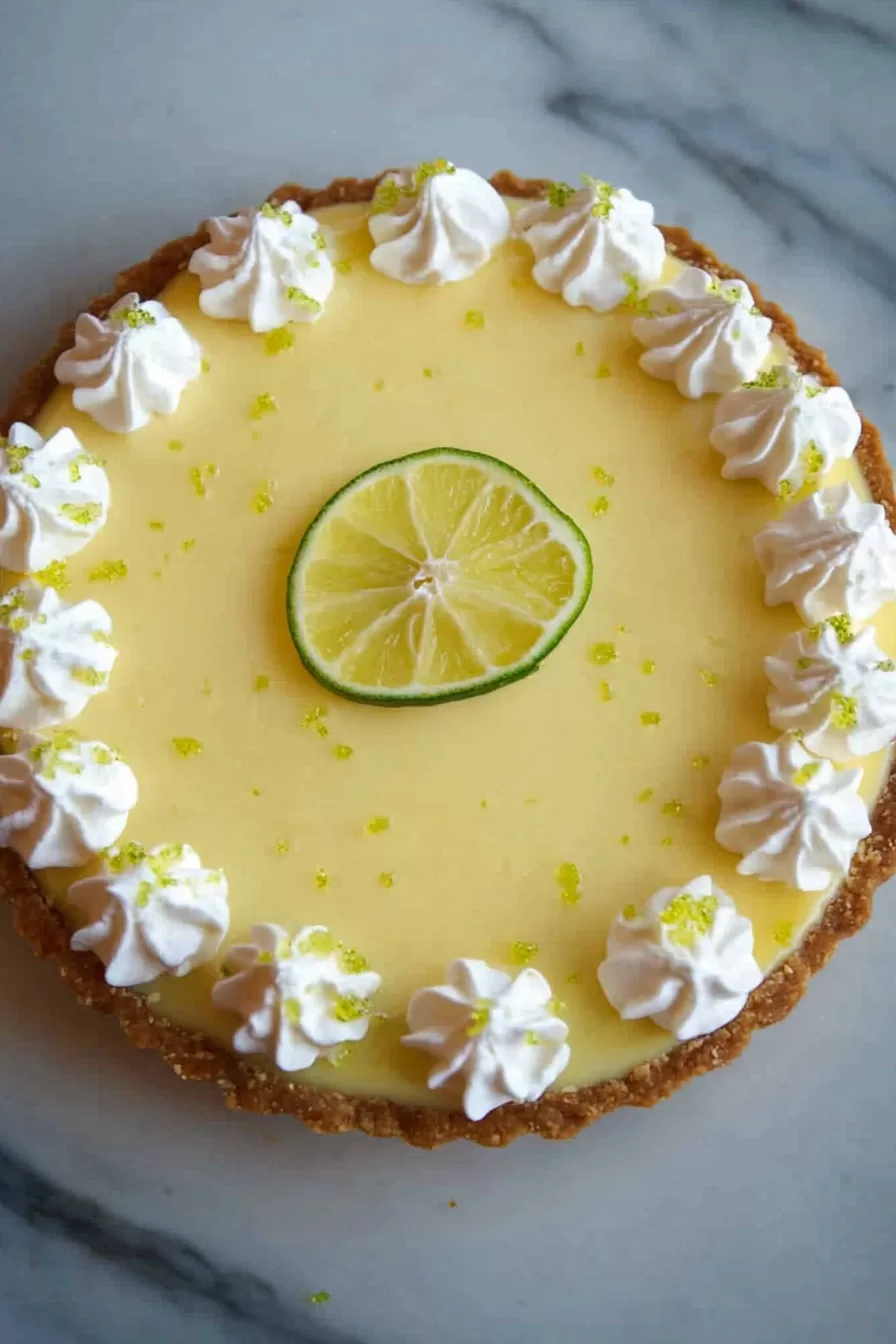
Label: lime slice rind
xmin=287 ymin=447 xmax=593 ymax=706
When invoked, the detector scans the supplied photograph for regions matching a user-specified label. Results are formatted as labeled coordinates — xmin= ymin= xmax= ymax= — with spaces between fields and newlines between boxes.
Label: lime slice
xmin=287 ymin=447 xmax=593 ymax=705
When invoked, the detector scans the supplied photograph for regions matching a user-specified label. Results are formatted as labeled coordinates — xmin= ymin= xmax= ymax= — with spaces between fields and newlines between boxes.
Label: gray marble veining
xmin=1 ymin=1 xmax=895 ymax=1341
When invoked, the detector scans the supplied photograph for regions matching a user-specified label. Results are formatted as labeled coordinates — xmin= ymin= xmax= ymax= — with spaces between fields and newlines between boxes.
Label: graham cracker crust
xmin=2 ymin=171 xmax=894 ymax=1148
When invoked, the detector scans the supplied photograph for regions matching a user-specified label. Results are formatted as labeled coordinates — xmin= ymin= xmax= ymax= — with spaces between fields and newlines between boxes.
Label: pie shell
xmin=2 ymin=171 xmax=894 ymax=1149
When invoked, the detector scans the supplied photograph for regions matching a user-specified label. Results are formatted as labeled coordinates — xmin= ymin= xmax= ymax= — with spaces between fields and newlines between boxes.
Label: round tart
xmin=2 ymin=166 xmax=895 ymax=1148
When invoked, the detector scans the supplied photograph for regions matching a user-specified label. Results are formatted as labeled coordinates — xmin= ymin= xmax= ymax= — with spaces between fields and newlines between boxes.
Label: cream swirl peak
xmin=0 ymin=423 xmax=109 ymax=571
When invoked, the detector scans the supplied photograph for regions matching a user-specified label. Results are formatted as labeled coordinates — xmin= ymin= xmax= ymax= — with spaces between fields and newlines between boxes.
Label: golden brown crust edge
xmin=2 ymin=170 xmax=895 ymax=1149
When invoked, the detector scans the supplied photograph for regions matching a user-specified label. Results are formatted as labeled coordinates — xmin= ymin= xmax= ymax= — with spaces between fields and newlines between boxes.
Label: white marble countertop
xmin=2 ymin=2 xmax=896 ymax=1341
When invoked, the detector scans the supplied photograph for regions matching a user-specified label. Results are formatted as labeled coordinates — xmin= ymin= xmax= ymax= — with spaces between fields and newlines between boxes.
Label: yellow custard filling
xmin=28 ymin=203 xmax=895 ymax=1107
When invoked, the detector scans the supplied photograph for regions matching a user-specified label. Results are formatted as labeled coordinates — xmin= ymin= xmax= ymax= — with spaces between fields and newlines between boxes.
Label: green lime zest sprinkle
xmin=282 ymin=997 xmax=302 ymax=1025
xmin=172 ymin=736 xmax=203 ymax=757
xmin=111 ymin=303 xmax=156 ymax=328
xmin=575 ymin=341 xmax=585 ymax=357
xmin=582 ymin=175 xmax=617 ymax=217
xmin=378 ymin=871 xmax=394 ymax=888
xmin=773 ymin=920 xmax=794 ymax=947
xmin=590 ymin=495 xmax=610 ymax=516
xmin=168 ymin=438 xmax=184 ymax=452
xmin=253 ymin=480 xmax=276 ymax=513
xmin=275 ymin=840 xmax=290 ymax=855
xmin=423 ymin=367 xmax=434 ymax=378
xmin=699 ymin=668 xmax=720 ymax=687
xmin=877 ymin=659 xmax=896 ymax=672
xmin=308 ymin=1291 xmax=331 ymax=1307
xmin=792 ymin=761 xmax=821 ymax=787
xmin=796 ymin=656 xmax=812 ymax=669
xmin=548 ymin=996 xmax=566 ymax=1017
xmin=92 ymin=745 xmax=117 ymax=765
xmin=777 ymin=480 xmax=796 ymax=502
xmin=60 ymin=501 xmax=102 ymax=526
xmin=332 ymin=744 xmax=353 ymax=759
xmin=620 ymin=834 xmax=630 ymax=846
xmin=804 ymin=441 xmax=825 ymax=477
xmin=181 ymin=538 xmax=196 ymax=552
xmin=467 ymin=999 xmax=492 ymax=1037
xmin=591 ymin=465 xmax=615 ymax=487
xmin=804 ymin=382 xmax=824 ymax=398
xmin=333 ymin=993 xmax=371 ymax=1023
xmin=640 ymin=711 xmax=662 ymax=726
xmin=831 ymin=692 xmax=858 ymax=729
xmin=299 ymin=929 xmax=337 ymax=958
xmin=641 ymin=659 xmax=656 ymax=676
xmin=637 ymin=787 xmax=654 ymax=803
xmin=827 ymin=614 xmax=854 ymax=645
xmin=4 ymin=443 xmax=31 ymax=472
xmin=660 ymin=892 xmax=718 ymax=947
xmin=546 ymin=180 xmax=577 ymax=208
xmin=70 ymin=666 xmax=106 ymax=688
xmin=662 ymin=798 xmax=684 ymax=816
xmin=312 ymin=228 xmax=327 ymax=250
xmin=556 ymin=861 xmax=581 ymax=906
xmin=302 ymin=705 xmax=329 ymax=737
xmin=135 ymin=881 xmax=152 ymax=909
xmin=590 ymin=641 xmax=617 ymax=665
xmin=315 ymin=866 xmax=329 ymax=890
xmin=622 ymin=272 xmax=651 ymax=314
xmin=744 ymin=368 xmax=782 ymax=389
xmin=365 ymin=815 xmax=390 ymax=835
xmin=148 ymin=519 xmax=165 ymax=531
xmin=201 ymin=359 xmax=211 ymax=374
xmin=691 ymin=754 xmax=711 ymax=769
xmin=373 ymin=379 xmax=385 ymax=392
xmin=22 ymin=473 xmax=40 ymax=488
xmin=285 ymin=287 xmax=322 ymax=313
xmin=249 ymin=392 xmax=278 ymax=420
xmin=19 ymin=648 xmax=35 ymax=662
xmin=599 ymin=680 xmax=614 ymax=702
xmin=510 ymin=940 xmax=538 ymax=966
xmin=340 ymin=946 xmax=369 ymax=974
xmin=189 ymin=466 xmax=207 ymax=497
xmin=260 ymin=200 xmax=292 ymax=225
xmin=328 ymin=1044 xmax=354 ymax=1068
xmin=622 ymin=903 xmax=638 ymax=920
xmin=250 ymin=786 xmax=261 ymax=797
xmin=660 ymin=835 xmax=673 ymax=847
xmin=415 ymin=158 xmax=455 ymax=188
xmin=107 ymin=841 xmax=148 ymax=873
xmin=88 ymin=560 xmax=127 ymax=583
xmin=264 ymin=326 xmax=295 ymax=355
xmin=254 ymin=674 xmax=270 ymax=692
xmin=464 ymin=310 xmax=485 ymax=330
xmin=524 ymin=1030 xmax=543 ymax=1046
xmin=594 ymin=362 xmax=611 ymax=379
xmin=370 ymin=176 xmax=405 ymax=215
xmin=334 ymin=259 xmax=352 ymax=275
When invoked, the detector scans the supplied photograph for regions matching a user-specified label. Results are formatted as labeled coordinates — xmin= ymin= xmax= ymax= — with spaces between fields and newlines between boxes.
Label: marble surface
xmin=1 ymin=1 xmax=895 ymax=1340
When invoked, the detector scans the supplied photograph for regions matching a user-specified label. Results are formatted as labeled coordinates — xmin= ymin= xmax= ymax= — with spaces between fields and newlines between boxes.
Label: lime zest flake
xmin=88 ymin=560 xmax=127 ymax=583
xmin=637 ymin=788 xmax=654 ymax=803
xmin=373 ymin=379 xmax=385 ymax=392
xmin=148 ymin=519 xmax=165 ymax=532
xmin=308 ymin=1292 xmax=330 ymax=1307
xmin=275 ymin=840 xmax=291 ymax=855
xmin=302 ymin=705 xmax=329 ymax=737
xmin=263 ymin=326 xmax=295 ymax=355
xmin=641 ymin=659 xmax=656 ymax=676
xmin=365 ymin=815 xmax=390 ymax=835
xmin=285 ymin=287 xmax=322 ymax=314
xmin=691 ymin=754 xmax=711 ymax=769
xmin=249 ymin=392 xmax=279 ymax=420
xmin=253 ymin=675 xmax=270 ymax=692
xmin=510 ymin=940 xmax=538 ymax=966
xmin=111 ymin=303 xmax=156 ymax=328
xmin=640 ymin=711 xmax=662 ymax=726
xmin=773 ymin=920 xmax=794 ymax=947
xmin=253 ymin=480 xmax=276 ymax=514
xmin=464 ymin=310 xmax=485 ymax=329
xmin=332 ymin=744 xmax=353 ymax=760
xmin=792 ymin=761 xmax=821 ymax=787
xmin=594 ymin=362 xmax=611 ymax=379
xmin=333 ymin=259 xmax=352 ymax=275
xmin=378 ymin=871 xmax=394 ymax=889
xmin=546 ymin=180 xmax=577 ymax=208
xmin=168 ymin=438 xmax=184 ymax=452
xmin=189 ymin=466 xmax=207 ymax=498
xmin=660 ymin=835 xmax=673 ymax=847
xmin=599 ymin=680 xmax=614 ymax=702
xmin=70 ymin=666 xmax=106 ymax=688
xmin=423 ymin=367 xmax=434 ymax=378
xmin=620 ymin=834 xmax=631 ymax=846
xmin=699 ymin=668 xmax=720 ymax=687
xmin=591 ymin=465 xmax=615 ymax=487
xmin=575 ymin=341 xmax=585 ymax=357
xmin=556 ymin=861 xmax=581 ymax=906
xmin=590 ymin=495 xmax=610 ymax=517
xmin=662 ymin=799 xmax=685 ymax=816
xmin=467 ymin=999 xmax=492 ymax=1036
xmin=590 ymin=641 xmax=617 ymax=666
xmin=660 ymin=892 xmax=718 ymax=947
xmin=60 ymin=502 xmax=102 ymax=526
xmin=298 ymin=929 xmax=336 ymax=957
xmin=259 ymin=200 xmax=292 ymax=225
xmin=622 ymin=903 xmax=639 ymax=921
xmin=315 ymin=866 xmax=329 ymax=890
xmin=172 ymin=736 xmax=203 ymax=758
xmin=831 ymin=692 xmax=858 ymax=729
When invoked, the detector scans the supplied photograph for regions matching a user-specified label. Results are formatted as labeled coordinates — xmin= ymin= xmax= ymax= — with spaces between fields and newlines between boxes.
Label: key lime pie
xmin=2 ymin=165 xmax=895 ymax=1148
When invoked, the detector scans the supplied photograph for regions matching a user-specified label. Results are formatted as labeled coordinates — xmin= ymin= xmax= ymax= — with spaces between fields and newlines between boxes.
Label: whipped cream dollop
xmin=632 ymin=266 xmax=772 ymax=398
xmin=368 ymin=160 xmax=510 ymax=286
xmin=766 ymin=618 xmax=896 ymax=761
xmin=69 ymin=842 xmax=229 ymax=987
xmin=715 ymin=736 xmax=870 ymax=890
xmin=513 ymin=176 xmax=665 ymax=313
xmin=402 ymin=958 xmax=570 ymax=1121
xmin=212 ymin=923 xmax=382 ymax=1071
xmin=754 ymin=483 xmax=896 ymax=623
xmin=710 ymin=366 xmax=861 ymax=495
xmin=0 ymin=731 xmax=137 ymax=869
xmin=0 ymin=582 xmax=117 ymax=730
xmin=597 ymin=876 xmax=763 ymax=1042
xmin=0 ymin=423 xmax=109 ymax=571
xmin=54 ymin=294 xmax=201 ymax=434
xmin=188 ymin=200 xmax=335 ymax=333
